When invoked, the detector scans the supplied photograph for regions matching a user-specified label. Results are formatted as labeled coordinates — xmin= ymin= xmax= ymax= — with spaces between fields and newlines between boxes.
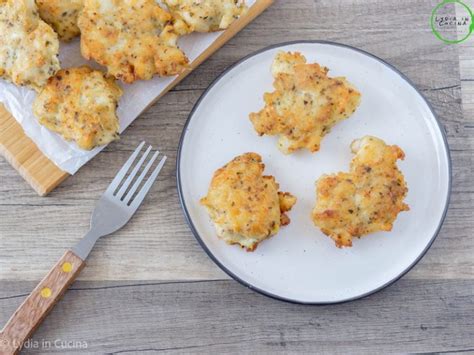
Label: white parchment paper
xmin=0 ymin=0 xmax=255 ymax=174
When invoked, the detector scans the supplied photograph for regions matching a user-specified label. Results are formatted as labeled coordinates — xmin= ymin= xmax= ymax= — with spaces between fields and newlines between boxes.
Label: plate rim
xmin=176 ymin=40 xmax=453 ymax=305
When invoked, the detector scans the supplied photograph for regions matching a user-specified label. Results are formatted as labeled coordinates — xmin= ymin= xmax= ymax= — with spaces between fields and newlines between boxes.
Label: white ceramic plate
xmin=177 ymin=41 xmax=451 ymax=304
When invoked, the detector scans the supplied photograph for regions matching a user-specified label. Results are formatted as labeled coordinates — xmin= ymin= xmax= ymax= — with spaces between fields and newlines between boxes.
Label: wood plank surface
xmin=0 ymin=0 xmax=273 ymax=197
xmin=0 ymin=0 xmax=473 ymax=354
xmin=0 ymin=279 xmax=473 ymax=354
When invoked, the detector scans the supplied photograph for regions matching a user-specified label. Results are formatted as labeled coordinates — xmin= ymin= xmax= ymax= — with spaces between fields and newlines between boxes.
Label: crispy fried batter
xmin=164 ymin=0 xmax=247 ymax=33
xmin=0 ymin=0 xmax=60 ymax=91
xmin=312 ymin=136 xmax=409 ymax=247
xmin=78 ymin=0 xmax=188 ymax=83
xmin=36 ymin=0 xmax=83 ymax=41
xmin=33 ymin=66 xmax=123 ymax=150
xmin=201 ymin=153 xmax=297 ymax=251
xmin=250 ymin=51 xmax=361 ymax=154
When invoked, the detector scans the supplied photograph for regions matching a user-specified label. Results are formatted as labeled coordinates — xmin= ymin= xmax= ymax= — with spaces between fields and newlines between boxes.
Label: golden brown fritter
xmin=0 ymin=0 xmax=60 ymax=91
xmin=33 ymin=66 xmax=123 ymax=150
xmin=78 ymin=0 xmax=188 ymax=83
xmin=250 ymin=51 xmax=361 ymax=154
xmin=312 ymin=136 xmax=409 ymax=248
xmin=36 ymin=0 xmax=83 ymax=41
xmin=201 ymin=153 xmax=297 ymax=251
xmin=163 ymin=0 xmax=247 ymax=33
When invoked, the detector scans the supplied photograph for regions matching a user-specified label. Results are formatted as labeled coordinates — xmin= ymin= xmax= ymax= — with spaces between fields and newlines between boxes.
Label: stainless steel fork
xmin=0 ymin=142 xmax=166 ymax=355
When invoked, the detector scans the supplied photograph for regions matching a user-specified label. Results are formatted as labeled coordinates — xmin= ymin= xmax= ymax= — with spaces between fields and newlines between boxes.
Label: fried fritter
xmin=250 ymin=51 xmax=361 ymax=154
xmin=78 ymin=0 xmax=188 ymax=83
xmin=312 ymin=136 xmax=409 ymax=248
xmin=201 ymin=153 xmax=297 ymax=251
xmin=163 ymin=0 xmax=247 ymax=33
xmin=36 ymin=0 xmax=83 ymax=41
xmin=33 ymin=66 xmax=123 ymax=150
xmin=0 ymin=0 xmax=60 ymax=91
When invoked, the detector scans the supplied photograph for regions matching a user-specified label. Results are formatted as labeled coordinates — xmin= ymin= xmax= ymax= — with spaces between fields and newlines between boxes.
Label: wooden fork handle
xmin=0 ymin=250 xmax=85 ymax=354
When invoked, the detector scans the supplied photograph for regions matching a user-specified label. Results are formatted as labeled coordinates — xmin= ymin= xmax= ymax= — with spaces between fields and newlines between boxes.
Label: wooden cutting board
xmin=0 ymin=0 xmax=273 ymax=196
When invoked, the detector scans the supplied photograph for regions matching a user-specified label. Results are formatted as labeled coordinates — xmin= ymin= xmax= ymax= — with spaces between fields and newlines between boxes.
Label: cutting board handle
xmin=0 ymin=250 xmax=85 ymax=354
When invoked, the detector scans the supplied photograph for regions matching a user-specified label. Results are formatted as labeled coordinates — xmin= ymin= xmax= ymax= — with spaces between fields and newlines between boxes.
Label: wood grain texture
xmin=458 ymin=0 xmax=474 ymax=139
xmin=0 ymin=0 xmax=273 ymax=197
xmin=0 ymin=0 xmax=473 ymax=353
xmin=0 ymin=109 xmax=69 ymax=196
xmin=0 ymin=279 xmax=473 ymax=354
xmin=0 ymin=251 xmax=84 ymax=354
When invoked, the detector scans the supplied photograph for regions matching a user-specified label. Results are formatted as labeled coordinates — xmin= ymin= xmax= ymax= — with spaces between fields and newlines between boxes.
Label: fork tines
xmin=106 ymin=142 xmax=167 ymax=206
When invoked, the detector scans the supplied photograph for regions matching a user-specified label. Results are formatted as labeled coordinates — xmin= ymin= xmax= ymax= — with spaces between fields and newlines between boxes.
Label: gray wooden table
xmin=1 ymin=1 xmax=473 ymax=353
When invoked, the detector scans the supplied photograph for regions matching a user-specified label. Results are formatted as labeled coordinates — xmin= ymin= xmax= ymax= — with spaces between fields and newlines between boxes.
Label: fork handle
xmin=0 ymin=250 xmax=85 ymax=354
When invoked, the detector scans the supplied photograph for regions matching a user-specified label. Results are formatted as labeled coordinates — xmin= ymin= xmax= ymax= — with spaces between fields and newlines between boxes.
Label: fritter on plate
xmin=312 ymin=136 xmax=409 ymax=248
xmin=164 ymin=0 xmax=247 ymax=33
xmin=36 ymin=0 xmax=83 ymax=41
xmin=0 ymin=0 xmax=60 ymax=91
xmin=250 ymin=51 xmax=361 ymax=154
xmin=201 ymin=153 xmax=297 ymax=251
xmin=33 ymin=66 xmax=123 ymax=150
xmin=78 ymin=0 xmax=189 ymax=83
